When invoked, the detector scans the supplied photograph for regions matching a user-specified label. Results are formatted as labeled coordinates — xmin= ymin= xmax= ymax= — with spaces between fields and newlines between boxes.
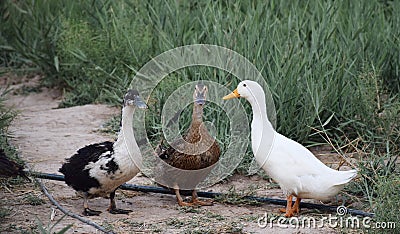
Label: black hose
xmin=31 ymin=172 xmax=374 ymax=218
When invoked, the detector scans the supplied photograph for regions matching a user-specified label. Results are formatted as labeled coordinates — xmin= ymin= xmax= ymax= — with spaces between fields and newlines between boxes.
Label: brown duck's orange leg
xmin=292 ymin=197 xmax=301 ymax=215
xmin=192 ymin=190 xmax=213 ymax=206
xmin=175 ymin=189 xmax=193 ymax=206
xmin=279 ymin=195 xmax=293 ymax=216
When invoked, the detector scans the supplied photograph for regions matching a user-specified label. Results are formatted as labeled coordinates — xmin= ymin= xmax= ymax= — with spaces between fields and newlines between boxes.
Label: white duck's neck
xmin=247 ymin=92 xmax=275 ymax=166
xmin=247 ymin=94 xmax=272 ymax=128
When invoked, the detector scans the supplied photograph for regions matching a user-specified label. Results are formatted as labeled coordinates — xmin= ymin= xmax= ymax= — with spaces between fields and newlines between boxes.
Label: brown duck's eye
xmin=243 ymin=84 xmax=247 ymax=87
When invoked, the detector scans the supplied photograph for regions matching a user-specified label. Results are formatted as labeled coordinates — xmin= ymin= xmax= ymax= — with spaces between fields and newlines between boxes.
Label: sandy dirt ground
xmin=0 ymin=76 xmax=357 ymax=233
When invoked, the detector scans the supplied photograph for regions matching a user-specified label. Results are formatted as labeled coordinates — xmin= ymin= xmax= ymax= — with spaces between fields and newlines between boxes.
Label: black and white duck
xmin=158 ymin=83 xmax=220 ymax=206
xmin=59 ymin=89 xmax=147 ymax=216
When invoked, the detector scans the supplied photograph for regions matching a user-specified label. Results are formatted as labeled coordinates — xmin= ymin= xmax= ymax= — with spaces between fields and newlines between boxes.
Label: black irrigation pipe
xmin=32 ymin=172 xmax=375 ymax=218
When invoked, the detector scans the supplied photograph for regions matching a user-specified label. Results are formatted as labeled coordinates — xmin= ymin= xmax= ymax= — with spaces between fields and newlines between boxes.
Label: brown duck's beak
xmin=194 ymin=83 xmax=207 ymax=105
xmin=223 ymin=89 xmax=240 ymax=100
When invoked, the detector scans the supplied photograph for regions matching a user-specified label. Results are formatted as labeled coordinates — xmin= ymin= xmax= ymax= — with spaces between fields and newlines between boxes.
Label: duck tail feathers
xmin=333 ymin=169 xmax=358 ymax=186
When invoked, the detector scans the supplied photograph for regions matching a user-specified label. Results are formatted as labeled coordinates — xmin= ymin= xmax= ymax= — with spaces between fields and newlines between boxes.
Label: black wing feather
xmin=59 ymin=141 xmax=114 ymax=192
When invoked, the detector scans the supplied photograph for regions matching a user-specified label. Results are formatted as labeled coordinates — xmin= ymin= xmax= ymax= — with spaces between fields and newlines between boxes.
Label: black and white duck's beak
xmin=124 ymin=89 xmax=148 ymax=109
xmin=133 ymin=95 xmax=147 ymax=109
xmin=194 ymin=83 xmax=207 ymax=105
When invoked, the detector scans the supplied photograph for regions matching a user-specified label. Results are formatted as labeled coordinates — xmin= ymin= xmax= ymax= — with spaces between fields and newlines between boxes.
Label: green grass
xmin=371 ymin=175 xmax=400 ymax=233
xmin=0 ymin=89 xmax=21 ymax=164
xmin=215 ymin=185 xmax=262 ymax=206
xmin=23 ymin=193 xmax=45 ymax=206
xmin=1 ymin=0 xmax=399 ymax=230
xmin=36 ymin=214 xmax=72 ymax=234
xmin=355 ymin=149 xmax=400 ymax=233
xmin=1 ymin=0 xmax=398 ymax=144
xmin=167 ymin=208 xmax=244 ymax=233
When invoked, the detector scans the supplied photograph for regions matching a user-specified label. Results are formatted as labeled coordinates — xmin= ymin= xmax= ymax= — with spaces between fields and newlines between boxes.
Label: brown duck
xmin=158 ymin=83 xmax=220 ymax=206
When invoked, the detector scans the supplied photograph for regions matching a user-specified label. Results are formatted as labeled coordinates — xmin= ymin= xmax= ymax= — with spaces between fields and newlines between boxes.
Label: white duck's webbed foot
xmin=291 ymin=197 xmax=301 ymax=214
xmin=279 ymin=195 xmax=301 ymax=217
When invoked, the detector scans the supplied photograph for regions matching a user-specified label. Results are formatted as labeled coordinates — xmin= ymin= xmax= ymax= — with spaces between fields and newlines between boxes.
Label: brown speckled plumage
xmin=158 ymin=83 xmax=220 ymax=206
xmin=161 ymin=120 xmax=220 ymax=170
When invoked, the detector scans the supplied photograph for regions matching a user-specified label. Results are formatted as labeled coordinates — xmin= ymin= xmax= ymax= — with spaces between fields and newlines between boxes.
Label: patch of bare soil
xmin=1 ymin=77 xmax=353 ymax=233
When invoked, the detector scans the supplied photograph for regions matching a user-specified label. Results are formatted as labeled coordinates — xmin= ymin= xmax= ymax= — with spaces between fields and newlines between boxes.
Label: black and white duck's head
xmin=193 ymin=83 xmax=208 ymax=106
xmin=124 ymin=89 xmax=147 ymax=109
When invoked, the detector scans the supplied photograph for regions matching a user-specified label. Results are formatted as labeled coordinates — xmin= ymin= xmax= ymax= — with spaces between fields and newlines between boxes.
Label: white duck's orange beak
xmin=223 ymin=89 xmax=240 ymax=100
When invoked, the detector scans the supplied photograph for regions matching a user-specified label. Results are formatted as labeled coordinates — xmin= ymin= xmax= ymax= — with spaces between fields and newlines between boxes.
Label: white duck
xmin=59 ymin=89 xmax=147 ymax=216
xmin=223 ymin=80 xmax=357 ymax=217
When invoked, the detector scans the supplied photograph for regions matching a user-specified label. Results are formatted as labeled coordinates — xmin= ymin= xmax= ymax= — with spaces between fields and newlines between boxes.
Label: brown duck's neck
xmin=191 ymin=103 xmax=204 ymax=122
xmin=186 ymin=104 xmax=205 ymax=140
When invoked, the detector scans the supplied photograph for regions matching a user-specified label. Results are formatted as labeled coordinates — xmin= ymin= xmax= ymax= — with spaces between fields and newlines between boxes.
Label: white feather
xmin=87 ymin=101 xmax=141 ymax=196
xmin=233 ymin=80 xmax=357 ymax=201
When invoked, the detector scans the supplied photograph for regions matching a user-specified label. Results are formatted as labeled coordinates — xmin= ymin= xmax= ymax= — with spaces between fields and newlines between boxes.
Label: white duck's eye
xmin=243 ymin=84 xmax=247 ymax=87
